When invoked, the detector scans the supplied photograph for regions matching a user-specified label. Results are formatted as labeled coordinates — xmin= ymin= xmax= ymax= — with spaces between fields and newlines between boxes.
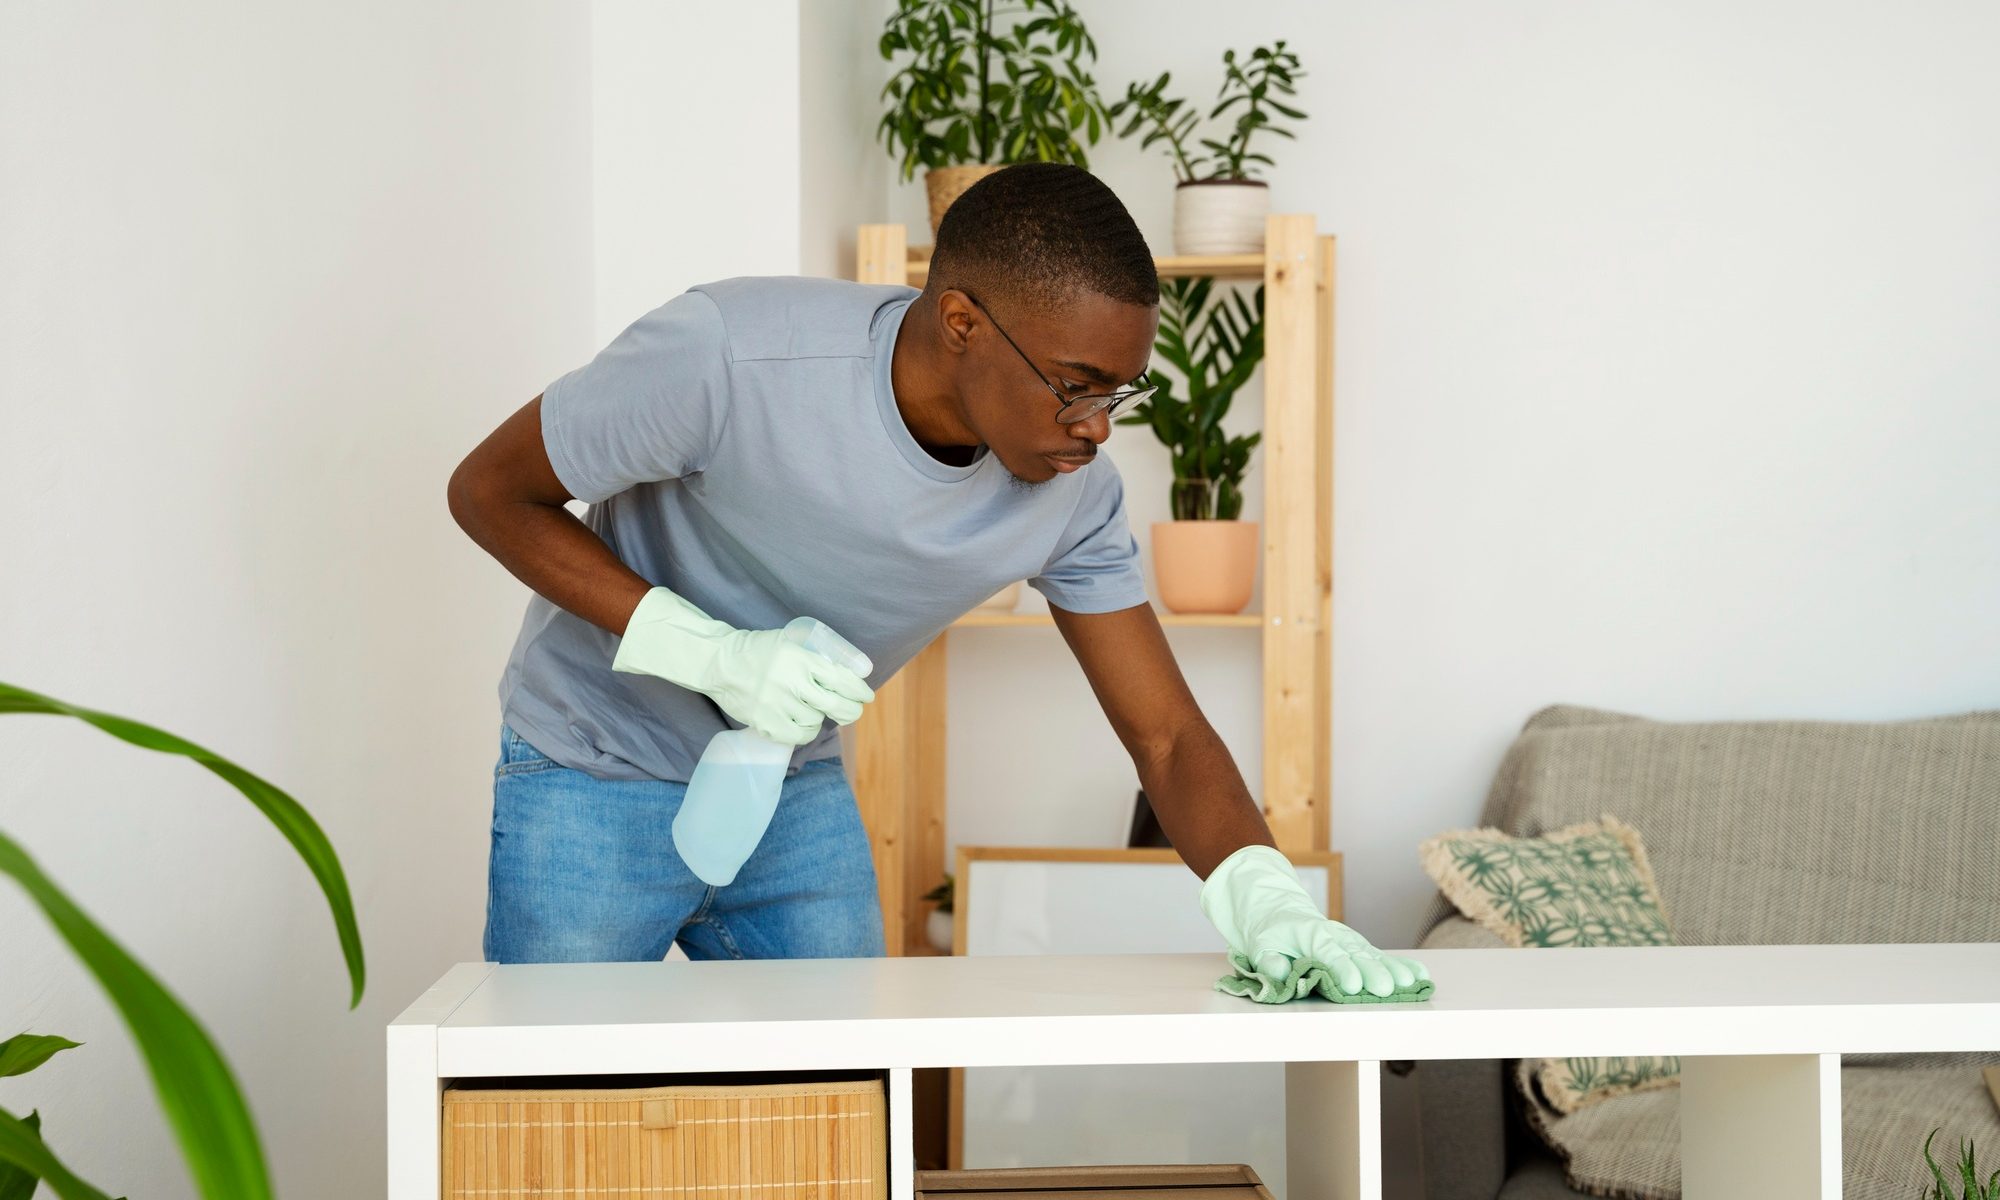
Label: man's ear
xmin=933 ymin=288 xmax=978 ymax=356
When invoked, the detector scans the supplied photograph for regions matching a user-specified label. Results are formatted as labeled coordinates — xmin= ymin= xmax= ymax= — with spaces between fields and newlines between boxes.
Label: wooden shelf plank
xmin=904 ymin=247 xmax=1263 ymax=284
xmin=952 ymin=610 xmax=1261 ymax=629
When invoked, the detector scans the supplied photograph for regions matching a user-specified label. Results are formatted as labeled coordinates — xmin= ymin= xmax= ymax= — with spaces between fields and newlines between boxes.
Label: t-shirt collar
xmin=874 ymin=296 xmax=990 ymax=483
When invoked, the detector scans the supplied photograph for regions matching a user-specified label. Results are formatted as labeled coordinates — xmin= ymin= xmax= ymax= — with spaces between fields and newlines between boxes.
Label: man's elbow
xmin=1133 ymin=710 xmax=1208 ymax=775
xmin=445 ymin=458 xmax=487 ymax=536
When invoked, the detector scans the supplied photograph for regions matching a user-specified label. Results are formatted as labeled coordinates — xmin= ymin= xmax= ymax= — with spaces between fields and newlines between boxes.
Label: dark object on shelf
xmin=1127 ymin=789 xmax=1173 ymax=849
xmin=919 ymin=1164 xmax=1274 ymax=1200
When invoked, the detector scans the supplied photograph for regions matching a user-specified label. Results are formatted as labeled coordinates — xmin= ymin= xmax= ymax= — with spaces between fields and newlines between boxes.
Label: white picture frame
xmin=949 ymin=846 xmax=1343 ymax=1199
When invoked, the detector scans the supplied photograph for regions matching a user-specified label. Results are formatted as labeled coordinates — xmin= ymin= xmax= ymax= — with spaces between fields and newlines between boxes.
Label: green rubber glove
xmin=611 ymin=587 xmax=875 ymax=746
xmin=1199 ymin=844 xmax=1431 ymax=999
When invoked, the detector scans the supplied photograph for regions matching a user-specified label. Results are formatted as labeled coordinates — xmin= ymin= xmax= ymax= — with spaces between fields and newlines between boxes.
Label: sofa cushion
xmin=1422 ymin=815 xmax=1681 ymax=1114
xmin=1414 ymin=705 xmax=2000 ymax=950
xmin=1419 ymin=815 xmax=1674 ymax=950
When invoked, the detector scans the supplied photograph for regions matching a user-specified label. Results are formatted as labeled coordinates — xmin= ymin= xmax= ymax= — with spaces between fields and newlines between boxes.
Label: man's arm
xmin=445 ymin=395 xmax=650 ymax=635
xmin=1052 ymin=601 xmax=1430 ymax=999
xmin=447 ymin=394 xmax=873 ymax=745
xmin=1048 ymin=602 xmax=1276 ymax=879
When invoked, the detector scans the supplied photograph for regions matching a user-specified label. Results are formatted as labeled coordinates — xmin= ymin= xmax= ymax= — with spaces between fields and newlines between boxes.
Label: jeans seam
xmin=494 ymin=760 xmax=558 ymax=776
xmin=706 ymin=909 xmax=748 ymax=960
xmin=498 ymin=726 xmax=558 ymax=775
xmin=688 ymin=885 xmax=719 ymax=925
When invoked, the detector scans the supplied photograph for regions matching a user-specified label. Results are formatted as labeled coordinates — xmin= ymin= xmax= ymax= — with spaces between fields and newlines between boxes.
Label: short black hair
xmin=929 ymin=163 xmax=1158 ymax=313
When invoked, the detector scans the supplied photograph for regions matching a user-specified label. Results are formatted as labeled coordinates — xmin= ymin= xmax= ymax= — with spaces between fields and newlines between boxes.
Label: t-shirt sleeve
xmin=538 ymin=290 xmax=732 ymax=504
xmin=1029 ymin=454 xmax=1150 ymax=615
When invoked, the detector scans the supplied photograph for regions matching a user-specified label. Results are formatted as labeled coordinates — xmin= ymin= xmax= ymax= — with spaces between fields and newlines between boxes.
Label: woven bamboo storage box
xmin=441 ymin=1072 xmax=888 ymax=1200
xmin=917 ymin=1164 xmax=1276 ymax=1200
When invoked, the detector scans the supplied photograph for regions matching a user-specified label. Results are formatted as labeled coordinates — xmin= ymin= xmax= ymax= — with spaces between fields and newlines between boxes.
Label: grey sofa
xmin=1405 ymin=704 xmax=2000 ymax=1200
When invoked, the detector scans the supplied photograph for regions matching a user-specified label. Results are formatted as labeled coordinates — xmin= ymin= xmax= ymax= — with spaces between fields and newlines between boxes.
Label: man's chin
xmin=1000 ymin=454 xmax=1058 ymax=490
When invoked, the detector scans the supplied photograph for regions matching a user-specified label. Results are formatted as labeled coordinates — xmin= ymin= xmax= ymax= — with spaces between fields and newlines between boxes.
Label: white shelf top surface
xmin=404 ymin=944 xmax=2000 ymax=1077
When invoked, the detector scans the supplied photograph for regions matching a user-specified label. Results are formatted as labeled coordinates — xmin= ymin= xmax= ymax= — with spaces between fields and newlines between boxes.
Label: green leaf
xmin=0 ymin=683 xmax=364 ymax=1010
xmin=0 ymin=839 xmax=266 ymax=1200
xmin=0 ymin=1107 xmax=38 ymax=1200
xmin=0 ymin=1105 xmax=128 ymax=1200
xmin=0 ymin=1034 xmax=83 ymax=1079
xmin=1133 ymin=275 xmax=1265 ymax=502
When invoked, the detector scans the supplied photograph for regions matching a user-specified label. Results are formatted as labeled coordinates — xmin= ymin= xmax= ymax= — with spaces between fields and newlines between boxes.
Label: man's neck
xmin=890 ymin=293 xmax=981 ymax=464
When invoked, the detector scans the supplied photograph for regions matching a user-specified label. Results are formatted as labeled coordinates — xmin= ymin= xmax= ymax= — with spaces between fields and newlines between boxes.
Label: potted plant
xmin=1110 ymin=41 xmax=1306 ymax=255
xmin=878 ymin=0 xmax=1111 ymax=235
xmin=920 ymin=873 xmax=955 ymax=953
xmin=1116 ymin=276 xmax=1265 ymax=613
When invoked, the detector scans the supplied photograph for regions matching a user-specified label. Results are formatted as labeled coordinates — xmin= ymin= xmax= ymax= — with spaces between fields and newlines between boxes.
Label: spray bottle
xmin=673 ymin=616 xmax=873 ymax=886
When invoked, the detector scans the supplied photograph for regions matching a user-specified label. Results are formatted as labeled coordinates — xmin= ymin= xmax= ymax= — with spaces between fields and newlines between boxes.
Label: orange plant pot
xmin=1152 ymin=520 xmax=1258 ymax=614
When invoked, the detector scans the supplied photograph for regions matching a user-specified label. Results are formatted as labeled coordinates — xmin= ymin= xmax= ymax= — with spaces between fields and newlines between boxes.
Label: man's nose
xmin=1068 ymin=408 xmax=1113 ymax=446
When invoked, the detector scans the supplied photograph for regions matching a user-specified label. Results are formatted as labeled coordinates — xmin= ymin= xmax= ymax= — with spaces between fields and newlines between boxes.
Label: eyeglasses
xmin=960 ymin=291 xmax=1157 ymax=425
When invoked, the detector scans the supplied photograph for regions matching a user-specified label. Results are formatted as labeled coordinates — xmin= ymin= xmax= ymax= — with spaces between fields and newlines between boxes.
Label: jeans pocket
xmin=495 ymin=725 xmax=560 ymax=776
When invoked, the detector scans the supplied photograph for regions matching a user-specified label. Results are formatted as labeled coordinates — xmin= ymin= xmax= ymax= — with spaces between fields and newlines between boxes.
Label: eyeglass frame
xmin=957 ymin=290 xmax=1157 ymax=425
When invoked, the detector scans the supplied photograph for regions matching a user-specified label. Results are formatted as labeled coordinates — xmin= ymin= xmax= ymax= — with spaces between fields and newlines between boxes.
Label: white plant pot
xmin=1173 ymin=180 xmax=1270 ymax=256
xmin=925 ymin=909 xmax=954 ymax=953
xmin=974 ymin=580 xmax=1024 ymax=612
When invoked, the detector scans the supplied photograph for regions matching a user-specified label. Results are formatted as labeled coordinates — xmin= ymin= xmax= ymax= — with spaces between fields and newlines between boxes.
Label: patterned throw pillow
xmin=1418 ymin=814 xmax=1680 ymax=1114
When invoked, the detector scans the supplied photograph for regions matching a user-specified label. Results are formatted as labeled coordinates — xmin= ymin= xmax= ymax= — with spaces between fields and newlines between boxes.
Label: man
xmin=448 ymin=163 xmax=1426 ymax=998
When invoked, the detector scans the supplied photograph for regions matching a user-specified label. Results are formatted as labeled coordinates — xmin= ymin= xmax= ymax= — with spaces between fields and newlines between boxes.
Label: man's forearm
xmin=1134 ymin=719 xmax=1277 ymax=880
xmin=449 ymin=489 xmax=651 ymax=636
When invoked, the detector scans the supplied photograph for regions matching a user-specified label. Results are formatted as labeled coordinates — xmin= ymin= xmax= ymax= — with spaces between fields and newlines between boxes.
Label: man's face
xmin=948 ymin=288 xmax=1159 ymax=485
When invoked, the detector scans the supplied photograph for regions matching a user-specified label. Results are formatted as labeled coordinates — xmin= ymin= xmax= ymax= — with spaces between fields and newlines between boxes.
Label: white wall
xmin=801 ymin=0 xmax=893 ymax=279
xmin=0 ymin=3 xmax=592 ymax=1197
xmin=592 ymin=1 xmax=804 ymax=342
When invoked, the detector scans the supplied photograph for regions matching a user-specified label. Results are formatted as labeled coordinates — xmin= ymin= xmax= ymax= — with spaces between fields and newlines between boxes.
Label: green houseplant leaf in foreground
xmin=0 ymin=1106 xmax=118 ymax=1200
xmin=0 ymin=1035 xmax=82 ymax=1079
xmin=0 ymin=831 xmax=266 ymax=1199
xmin=0 ymin=682 xmax=367 ymax=1198
xmin=0 ymin=683 xmax=364 ymax=1008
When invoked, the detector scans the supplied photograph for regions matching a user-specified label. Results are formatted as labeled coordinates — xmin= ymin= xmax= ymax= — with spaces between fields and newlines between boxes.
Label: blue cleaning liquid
xmin=673 ymin=617 xmax=872 ymax=887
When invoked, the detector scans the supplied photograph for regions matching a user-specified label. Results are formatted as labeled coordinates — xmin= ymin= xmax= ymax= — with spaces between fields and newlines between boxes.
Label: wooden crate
xmin=916 ymin=1164 xmax=1276 ymax=1200
xmin=441 ymin=1073 xmax=887 ymax=1200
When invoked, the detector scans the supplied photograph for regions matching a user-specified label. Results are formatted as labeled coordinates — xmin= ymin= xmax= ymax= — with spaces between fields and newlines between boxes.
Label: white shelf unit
xmin=388 ymin=941 xmax=2000 ymax=1200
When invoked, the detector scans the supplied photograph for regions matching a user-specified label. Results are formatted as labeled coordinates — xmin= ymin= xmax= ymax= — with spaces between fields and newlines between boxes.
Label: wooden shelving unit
xmin=904 ymin=249 xmax=1268 ymax=285
xmin=852 ymin=215 xmax=1337 ymax=955
xmin=953 ymin=608 xmax=1263 ymax=629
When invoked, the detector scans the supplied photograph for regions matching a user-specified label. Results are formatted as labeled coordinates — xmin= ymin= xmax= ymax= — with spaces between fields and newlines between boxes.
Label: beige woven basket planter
xmin=925 ymin=165 xmax=1002 ymax=235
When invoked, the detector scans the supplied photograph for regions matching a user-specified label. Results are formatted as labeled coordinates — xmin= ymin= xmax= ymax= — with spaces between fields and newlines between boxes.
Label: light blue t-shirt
xmin=499 ymin=276 xmax=1148 ymax=782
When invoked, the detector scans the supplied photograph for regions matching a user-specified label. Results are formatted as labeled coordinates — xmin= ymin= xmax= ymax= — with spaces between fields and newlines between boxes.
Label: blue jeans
xmin=482 ymin=724 xmax=886 ymax=963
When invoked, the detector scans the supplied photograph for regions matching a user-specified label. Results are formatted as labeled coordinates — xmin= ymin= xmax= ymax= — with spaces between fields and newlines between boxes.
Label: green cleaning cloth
xmin=1215 ymin=951 xmax=1437 ymax=1005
